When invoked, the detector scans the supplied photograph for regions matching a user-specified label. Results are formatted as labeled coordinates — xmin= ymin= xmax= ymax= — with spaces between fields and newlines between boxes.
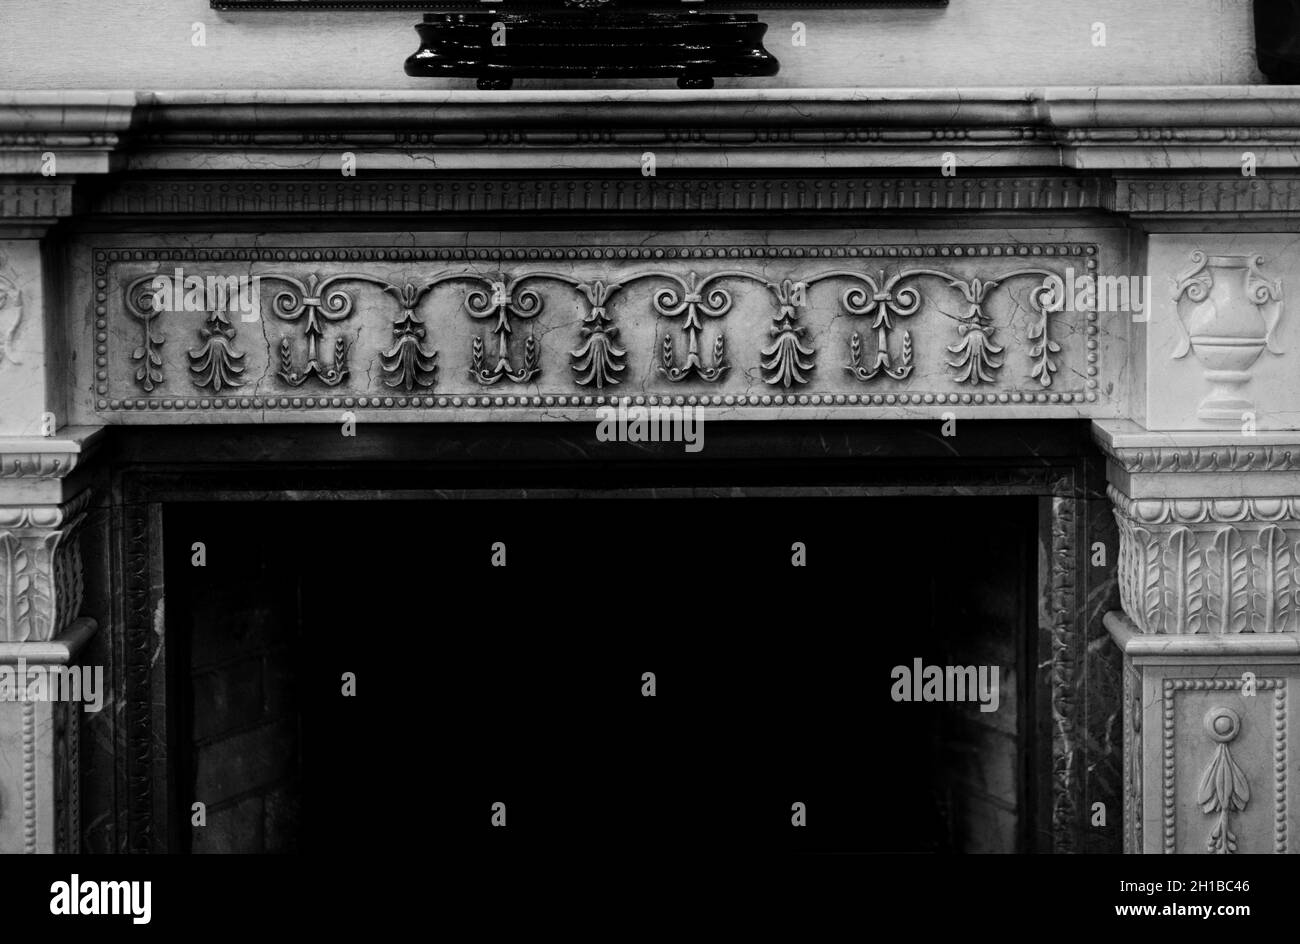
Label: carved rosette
xmin=0 ymin=491 xmax=89 ymax=643
xmin=1112 ymin=489 xmax=1300 ymax=634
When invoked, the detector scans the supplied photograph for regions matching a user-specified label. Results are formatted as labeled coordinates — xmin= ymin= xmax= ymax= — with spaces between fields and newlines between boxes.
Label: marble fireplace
xmin=2 ymin=86 xmax=1300 ymax=854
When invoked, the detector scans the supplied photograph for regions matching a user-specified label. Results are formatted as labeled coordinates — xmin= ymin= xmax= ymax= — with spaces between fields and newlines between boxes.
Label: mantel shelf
xmin=3 ymin=86 xmax=1300 ymax=173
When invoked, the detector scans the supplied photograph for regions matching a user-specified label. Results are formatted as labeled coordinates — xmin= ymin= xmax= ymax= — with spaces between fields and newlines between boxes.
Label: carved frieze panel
xmin=80 ymin=238 xmax=1121 ymax=421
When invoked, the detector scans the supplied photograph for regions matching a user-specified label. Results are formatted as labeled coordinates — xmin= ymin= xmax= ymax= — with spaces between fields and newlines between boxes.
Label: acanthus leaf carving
xmin=1206 ymin=527 xmax=1250 ymax=634
xmin=1136 ymin=526 xmax=1163 ymax=634
xmin=1249 ymin=525 xmax=1294 ymax=633
xmin=1162 ymin=527 xmax=1205 ymax=634
xmin=1115 ymin=510 xmax=1133 ymax=621
xmin=1112 ymin=487 xmax=1300 ymax=635
xmin=0 ymin=497 xmax=87 ymax=644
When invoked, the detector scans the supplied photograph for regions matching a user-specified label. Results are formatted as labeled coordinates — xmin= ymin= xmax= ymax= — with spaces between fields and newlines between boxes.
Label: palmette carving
xmin=569 ymin=280 xmax=627 ymax=389
xmin=942 ymin=275 xmax=1005 ymax=384
xmin=760 ymin=279 xmax=814 ymax=387
xmin=187 ymin=309 xmax=246 ymax=392
xmin=378 ymin=282 xmax=438 ymax=391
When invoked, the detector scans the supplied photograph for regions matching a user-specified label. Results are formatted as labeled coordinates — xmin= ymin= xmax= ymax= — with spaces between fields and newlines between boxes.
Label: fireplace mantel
xmin=2 ymin=86 xmax=1299 ymax=854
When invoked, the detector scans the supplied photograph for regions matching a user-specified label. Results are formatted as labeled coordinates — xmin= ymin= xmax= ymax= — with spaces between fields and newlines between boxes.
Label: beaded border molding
xmin=91 ymin=242 xmax=1103 ymax=414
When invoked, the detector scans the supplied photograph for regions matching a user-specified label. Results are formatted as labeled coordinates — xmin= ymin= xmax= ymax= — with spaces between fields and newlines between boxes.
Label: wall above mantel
xmin=0 ymin=0 xmax=1264 ymax=89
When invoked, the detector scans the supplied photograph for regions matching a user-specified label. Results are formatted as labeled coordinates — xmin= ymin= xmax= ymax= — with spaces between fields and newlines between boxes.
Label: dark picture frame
xmin=1255 ymin=0 xmax=1300 ymax=82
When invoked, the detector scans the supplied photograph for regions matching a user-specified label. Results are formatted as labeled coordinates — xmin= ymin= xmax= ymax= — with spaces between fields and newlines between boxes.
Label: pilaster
xmin=0 ymin=430 xmax=103 ymax=853
xmin=1097 ymin=420 xmax=1300 ymax=853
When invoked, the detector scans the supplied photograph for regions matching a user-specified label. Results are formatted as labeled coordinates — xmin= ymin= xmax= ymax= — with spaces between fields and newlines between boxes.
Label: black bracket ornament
xmin=403 ymin=0 xmax=780 ymax=90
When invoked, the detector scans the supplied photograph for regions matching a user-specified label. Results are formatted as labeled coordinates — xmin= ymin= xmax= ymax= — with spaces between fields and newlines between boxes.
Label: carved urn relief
xmin=1171 ymin=251 xmax=1283 ymax=423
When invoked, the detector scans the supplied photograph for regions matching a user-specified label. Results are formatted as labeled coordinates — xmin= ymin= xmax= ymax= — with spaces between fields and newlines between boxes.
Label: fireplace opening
xmin=163 ymin=493 xmax=1038 ymax=854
